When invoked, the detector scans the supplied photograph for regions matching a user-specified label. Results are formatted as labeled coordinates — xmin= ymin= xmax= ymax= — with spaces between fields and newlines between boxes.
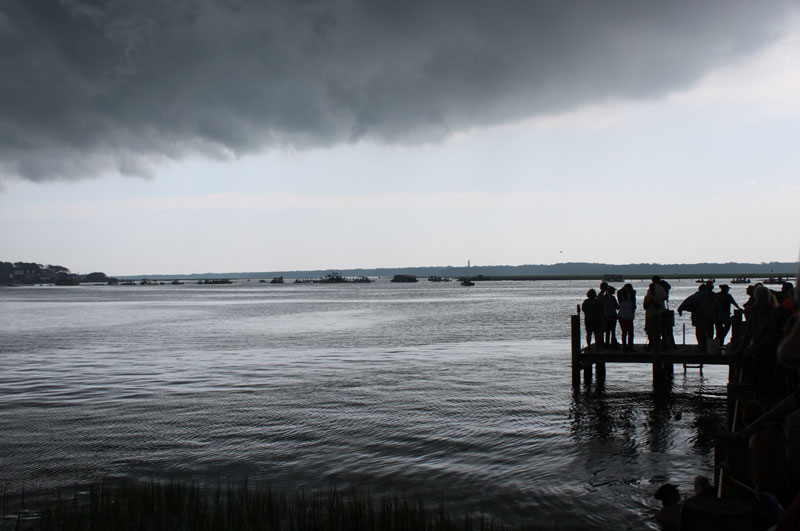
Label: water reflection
xmin=570 ymin=376 xmax=727 ymax=482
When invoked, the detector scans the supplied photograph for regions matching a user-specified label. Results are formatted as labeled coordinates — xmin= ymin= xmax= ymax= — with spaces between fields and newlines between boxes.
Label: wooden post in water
xmin=596 ymin=361 xmax=606 ymax=384
xmin=729 ymin=310 xmax=744 ymax=385
xmin=652 ymin=342 xmax=664 ymax=390
xmin=571 ymin=311 xmax=581 ymax=389
xmin=730 ymin=309 xmax=743 ymax=348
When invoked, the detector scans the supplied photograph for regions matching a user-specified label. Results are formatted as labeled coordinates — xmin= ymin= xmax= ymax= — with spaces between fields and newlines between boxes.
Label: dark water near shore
xmin=0 ymin=280 xmax=747 ymax=529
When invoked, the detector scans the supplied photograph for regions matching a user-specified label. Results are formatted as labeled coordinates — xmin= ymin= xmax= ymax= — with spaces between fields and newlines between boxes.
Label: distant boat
xmin=602 ymin=274 xmax=624 ymax=283
xmin=460 ymin=279 xmax=475 ymax=287
xmin=313 ymin=272 xmax=374 ymax=284
xmin=763 ymin=276 xmax=788 ymax=285
xmin=171 ymin=280 xmax=184 ymax=285
xmin=270 ymin=276 xmax=285 ymax=284
xmin=198 ymin=279 xmax=233 ymax=285
xmin=427 ymin=276 xmax=451 ymax=282
xmin=391 ymin=275 xmax=418 ymax=283
xmin=695 ymin=278 xmax=715 ymax=284
xmin=731 ymin=276 xmax=751 ymax=284
xmin=315 ymin=272 xmax=346 ymax=283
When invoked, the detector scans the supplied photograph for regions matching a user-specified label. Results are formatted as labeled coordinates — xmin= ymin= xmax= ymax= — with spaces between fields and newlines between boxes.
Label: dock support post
xmin=571 ymin=313 xmax=581 ymax=389
xmin=652 ymin=362 xmax=663 ymax=389
xmin=652 ymin=348 xmax=668 ymax=391
xmin=596 ymin=362 xmax=606 ymax=383
xmin=730 ymin=310 xmax=743 ymax=350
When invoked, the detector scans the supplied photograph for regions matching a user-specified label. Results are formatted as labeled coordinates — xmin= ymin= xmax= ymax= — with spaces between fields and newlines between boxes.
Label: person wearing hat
xmin=714 ymin=284 xmax=741 ymax=346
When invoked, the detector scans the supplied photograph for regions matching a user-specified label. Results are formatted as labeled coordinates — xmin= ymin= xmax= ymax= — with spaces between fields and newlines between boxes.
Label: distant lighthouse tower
xmin=468 ymin=260 xmax=470 ymax=268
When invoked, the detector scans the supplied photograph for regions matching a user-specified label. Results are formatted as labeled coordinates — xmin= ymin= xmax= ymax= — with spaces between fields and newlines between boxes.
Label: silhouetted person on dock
xmin=736 ymin=285 xmax=782 ymax=402
xmin=582 ymin=289 xmax=603 ymax=351
xmin=678 ymin=284 xmax=715 ymax=353
xmin=617 ymin=283 xmax=636 ymax=352
xmin=715 ymin=284 xmax=740 ymax=346
xmin=743 ymin=283 xmax=760 ymax=319
xmin=652 ymin=275 xmax=669 ymax=300
xmin=644 ymin=282 xmax=665 ymax=352
xmin=597 ymin=282 xmax=608 ymax=345
xmin=652 ymin=276 xmax=675 ymax=350
xmin=602 ymin=285 xmax=620 ymax=349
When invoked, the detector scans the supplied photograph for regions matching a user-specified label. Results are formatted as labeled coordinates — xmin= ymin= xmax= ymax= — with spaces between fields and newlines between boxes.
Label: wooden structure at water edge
xmin=570 ymin=307 xmax=742 ymax=390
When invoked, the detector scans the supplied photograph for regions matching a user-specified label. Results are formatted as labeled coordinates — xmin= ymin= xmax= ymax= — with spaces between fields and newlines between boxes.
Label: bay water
xmin=0 ymin=279 xmax=744 ymax=529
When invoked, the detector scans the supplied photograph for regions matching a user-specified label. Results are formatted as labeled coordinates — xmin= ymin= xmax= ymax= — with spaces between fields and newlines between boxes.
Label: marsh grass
xmin=2 ymin=481 xmax=518 ymax=531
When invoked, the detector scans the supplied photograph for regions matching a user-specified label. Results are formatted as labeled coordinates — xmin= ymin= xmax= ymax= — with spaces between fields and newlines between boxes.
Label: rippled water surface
xmin=0 ymin=279 xmax=742 ymax=529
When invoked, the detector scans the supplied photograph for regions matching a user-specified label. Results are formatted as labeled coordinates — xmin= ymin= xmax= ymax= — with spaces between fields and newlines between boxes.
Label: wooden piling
xmin=596 ymin=362 xmax=606 ymax=383
xmin=730 ymin=310 xmax=743 ymax=350
xmin=571 ymin=313 xmax=581 ymax=388
xmin=651 ymin=343 xmax=662 ymax=388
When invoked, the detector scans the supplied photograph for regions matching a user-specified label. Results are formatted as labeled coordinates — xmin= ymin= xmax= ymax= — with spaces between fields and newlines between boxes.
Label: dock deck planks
xmin=579 ymin=344 xmax=731 ymax=365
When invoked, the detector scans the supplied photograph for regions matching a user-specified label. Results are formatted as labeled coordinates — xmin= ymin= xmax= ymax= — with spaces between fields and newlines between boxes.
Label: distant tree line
xmin=4 ymin=259 xmax=797 ymax=284
xmin=121 ymin=261 xmax=799 ymax=281
xmin=0 ymin=261 xmax=116 ymax=285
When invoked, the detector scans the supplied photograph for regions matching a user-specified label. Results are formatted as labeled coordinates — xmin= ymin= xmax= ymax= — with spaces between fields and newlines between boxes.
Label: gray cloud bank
xmin=0 ymin=0 xmax=796 ymax=182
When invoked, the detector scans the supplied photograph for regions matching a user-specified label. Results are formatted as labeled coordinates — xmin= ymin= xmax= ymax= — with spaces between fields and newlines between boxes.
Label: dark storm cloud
xmin=0 ymin=0 xmax=796 ymax=182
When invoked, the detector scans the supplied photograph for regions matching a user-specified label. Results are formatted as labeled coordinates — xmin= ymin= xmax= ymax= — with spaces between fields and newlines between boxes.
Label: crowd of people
xmin=581 ymin=276 xmax=797 ymax=359
xmin=579 ymin=270 xmax=800 ymax=528
xmin=581 ymin=275 xmax=677 ymax=352
xmin=648 ymin=270 xmax=800 ymax=530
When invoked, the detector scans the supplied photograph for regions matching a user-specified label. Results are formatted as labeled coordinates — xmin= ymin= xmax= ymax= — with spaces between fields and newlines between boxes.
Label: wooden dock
xmin=568 ymin=306 xmax=770 ymax=523
xmin=570 ymin=309 xmax=740 ymax=389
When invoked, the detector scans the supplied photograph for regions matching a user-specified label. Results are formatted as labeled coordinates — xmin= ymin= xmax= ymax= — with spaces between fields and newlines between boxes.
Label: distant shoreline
xmin=115 ymin=263 xmax=798 ymax=282
xmin=4 ymin=259 xmax=797 ymax=285
xmin=5 ymin=272 xmax=789 ymax=285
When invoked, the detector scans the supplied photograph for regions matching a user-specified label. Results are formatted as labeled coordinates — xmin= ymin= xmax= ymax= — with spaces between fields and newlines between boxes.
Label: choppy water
xmin=0 ymin=279 xmax=745 ymax=529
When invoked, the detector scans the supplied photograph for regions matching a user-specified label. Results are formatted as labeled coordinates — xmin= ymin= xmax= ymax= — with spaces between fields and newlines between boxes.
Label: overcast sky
xmin=1 ymin=0 xmax=799 ymax=275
